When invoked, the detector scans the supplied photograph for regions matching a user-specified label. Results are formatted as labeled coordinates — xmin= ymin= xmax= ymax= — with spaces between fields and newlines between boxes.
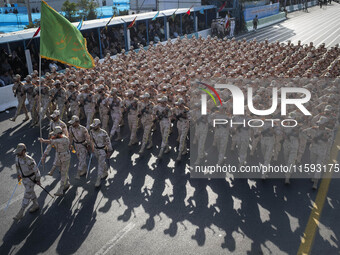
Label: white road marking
xmin=95 ymin=222 xmax=135 ymax=255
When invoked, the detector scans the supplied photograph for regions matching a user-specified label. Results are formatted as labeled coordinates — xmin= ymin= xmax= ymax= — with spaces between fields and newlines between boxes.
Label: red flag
xmin=225 ymin=15 xmax=230 ymax=29
xmin=33 ymin=26 xmax=41 ymax=37
xmin=128 ymin=16 xmax=137 ymax=28
xmin=26 ymin=26 xmax=40 ymax=47
xmin=218 ymin=2 xmax=227 ymax=12
xmin=186 ymin=5 xmax=194 ymax=15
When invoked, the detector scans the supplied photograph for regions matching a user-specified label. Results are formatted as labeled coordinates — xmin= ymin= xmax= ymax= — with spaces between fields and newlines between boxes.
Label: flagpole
xmin=38 ymin=55 xmax=44 ymax=172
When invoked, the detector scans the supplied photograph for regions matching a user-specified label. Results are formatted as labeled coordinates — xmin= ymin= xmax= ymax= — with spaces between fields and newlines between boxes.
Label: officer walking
xmin=13 ymin=143 xmax=41 ymax=221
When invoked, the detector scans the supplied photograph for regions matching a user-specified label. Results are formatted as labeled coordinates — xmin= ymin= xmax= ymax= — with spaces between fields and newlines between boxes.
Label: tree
xmin=77 ymin=0 xmax=98 ymax=20
xmin=62 ymin=0 xmax=78 ymax=22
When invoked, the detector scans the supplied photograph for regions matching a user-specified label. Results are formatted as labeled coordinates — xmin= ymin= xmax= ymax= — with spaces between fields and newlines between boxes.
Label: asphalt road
xmin=237 ymin=3 xmax=340 ymax=48
xmin=0 ymin=4 xmax=340 ymax=255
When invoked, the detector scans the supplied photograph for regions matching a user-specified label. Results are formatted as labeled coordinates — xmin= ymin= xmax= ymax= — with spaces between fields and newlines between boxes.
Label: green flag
xmin=40 ymin=0 xmax=94 ymax=69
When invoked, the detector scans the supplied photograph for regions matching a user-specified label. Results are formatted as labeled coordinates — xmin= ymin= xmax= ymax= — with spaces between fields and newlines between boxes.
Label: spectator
xmin=1 ymin=58 xmax=12 ymax=72
xmin=253 ymin=15 xmax=259 ymax=31
xmin=0 ymin=70 xmax=13 ymax=85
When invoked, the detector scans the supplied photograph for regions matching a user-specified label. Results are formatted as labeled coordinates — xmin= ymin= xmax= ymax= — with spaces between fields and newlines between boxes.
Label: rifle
xmin=86 ymin=153 xmax=93 ymax=179
xmin=17 ymin=159 xmax=54 ymax=199
xmin=51 ymin=88 xmax=62 ymax=102
xmin=60 ymin=92 xmax=76 ymax=119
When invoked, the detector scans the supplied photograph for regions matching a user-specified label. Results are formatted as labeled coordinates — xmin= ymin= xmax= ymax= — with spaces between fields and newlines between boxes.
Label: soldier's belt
xmin=21 ymin=172 xmax=35 ymax=178
xmin=95 ymin=145 xmax=106 ymax=150
xmin=74 ymin=140 xmax=86 ymax=144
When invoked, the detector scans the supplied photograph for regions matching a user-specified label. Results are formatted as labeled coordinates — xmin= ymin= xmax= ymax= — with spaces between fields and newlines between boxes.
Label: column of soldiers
xmin=11 ymin=35 xmax=340 ymax=220
xmin=191 ymin=78 xmax=339 ymax=189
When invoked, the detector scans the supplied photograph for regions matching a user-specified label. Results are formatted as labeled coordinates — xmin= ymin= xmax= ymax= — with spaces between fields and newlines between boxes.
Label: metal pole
xmin=97 ymin=27 xmax=102 ymax=59
xmin=146 ymin=19 xmax=149 ymax=45
xmin=39 ymin=55 xmax=44 ymax=172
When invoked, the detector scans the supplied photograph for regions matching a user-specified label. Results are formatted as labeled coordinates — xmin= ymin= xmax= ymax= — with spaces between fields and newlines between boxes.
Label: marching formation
xmin=10 ymin=35 xmax=340 ymax=221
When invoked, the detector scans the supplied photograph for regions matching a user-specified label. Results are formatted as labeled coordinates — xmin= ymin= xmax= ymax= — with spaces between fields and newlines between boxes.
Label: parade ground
xmin=0 ymin=3 xmax=340 ymax=255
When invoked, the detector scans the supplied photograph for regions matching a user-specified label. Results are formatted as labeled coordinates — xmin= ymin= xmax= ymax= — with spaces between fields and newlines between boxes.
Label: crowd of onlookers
xmin=0 ymin=14 xmax=200 ymax=86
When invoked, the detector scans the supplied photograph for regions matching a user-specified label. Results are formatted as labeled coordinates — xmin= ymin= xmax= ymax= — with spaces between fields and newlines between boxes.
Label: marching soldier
xmin=306 ymin=116 xmax=332 ymax=189
xmin=124 ymin=89 xmax=139 ymax=146
xmin=174 ymin=98 xmax=189 ymax=161
xmin=283 ymin=117 xmax=300 ymax=184
xmin=50 ymin=80 xmax=66 ymax=113
xmin=47 ymin=110 xmax=69 ymax=177
xmin=37 ymin=79 xmax=51 ymax=121
xmin=105 ymin=88 xmax=123 ymax=141
xmin=155 ymin=96 xmax=173 ymax=159
xmin=95 ymin=85 xmax=110 ymax=133
xmin=89 ymin=119 xmax=113 ymax=187
xmin=260 ymin=120 xmax=275 ymax=179
xmin=24 ymin=75 xmax=39 ymax=127
xmin=11 ymin=74 xmax=29 ymax=122
xmin=13 ymin=143 xmax=41 ymax=221
xmin=61 ymin=82 xmax=79 ymax=120
xmin=78 ymin=84 xmax=96 ymax=130
xmin=138 ymin=92 xmax=155 ymax=154
xmin=211 ymin=105 xmax=230 ymax=165
xmin=68 ymin=115 xmax=91 ymax=179
xmin=40 ymin=126 xmax=71 ymax=196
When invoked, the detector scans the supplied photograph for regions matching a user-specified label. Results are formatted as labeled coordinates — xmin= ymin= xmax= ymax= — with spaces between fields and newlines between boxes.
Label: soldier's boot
xmin=146 ymin=142 xmax=153 ymax=150
xmin=164 ymin=146 xmax=170 ymax=154
xmin=312 ymin=179 xmax=319 ymax=190
xmin=176 ymin=153 xmax=181 ymax=162
xmin=48 ymin=165 xmax=57 ymax=176
xmin=158 ymin=148 xmax=164 ymax=159
xmin=132 ymin=137 xmax=138 ymax=145
xmin=29 ymin=120 xmax=38 ymax=127
xmin=250 ymin=148 xmax=255 ymax=156
xmin=29 ymin=199 xmax=39 ymax=213
xmin=63 ymin=183 xmax=70 ymax=192
xmin=76 ymin=169 xmax=86 ymax=179
xmin=138 ymin=145 xmax=145 ymax=154
xmin=75 ymin=171 xmax=81 ymax=180
xmin=54 ymin=187 xmax=64 ymax=196
xmin=101 ymin=171 xmax=108 ymax=180
xmin=95 ymin=176 xmax=101 ymax=188
xmin=115 ymin=132 xmax=122 ymax=141
xmin=194 ymin=157 xmax=201 ymax=165
xmin=23 ymin=114 xmax=29 ymax=122
xmin=13 ymin=208 xmax=25 ymax=221
xmin=285 ymin=177 xmax=290 ymax=185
